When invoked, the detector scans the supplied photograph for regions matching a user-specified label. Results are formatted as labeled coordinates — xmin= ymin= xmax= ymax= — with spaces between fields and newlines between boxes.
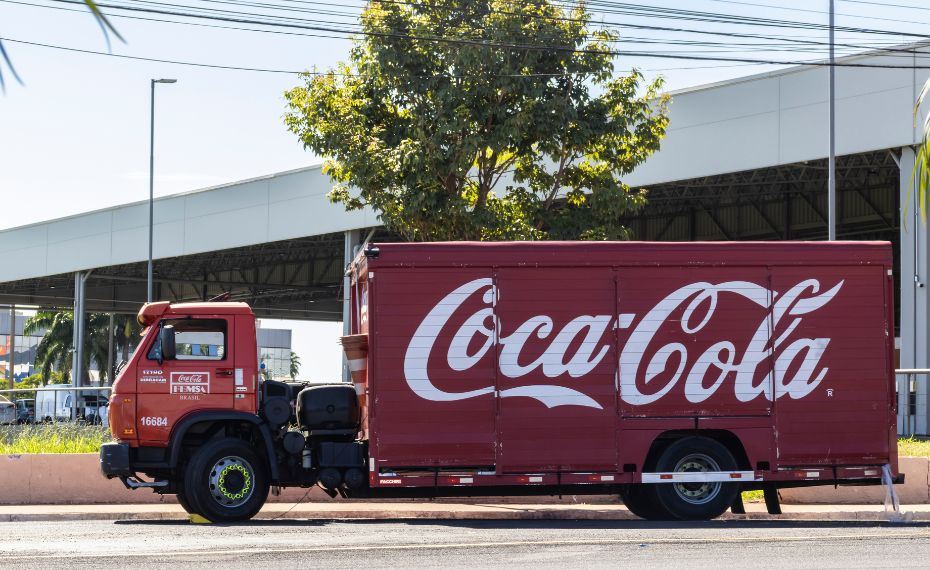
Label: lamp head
xmin=153 ymin=79 xmax=177 ymax=84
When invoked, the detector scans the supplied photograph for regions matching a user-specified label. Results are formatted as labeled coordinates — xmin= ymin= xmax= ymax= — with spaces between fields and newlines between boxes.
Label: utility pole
xmin=828 ymin=0 xmax=837 ymax=240
xmin=7 ymin=306 xmax=14 ymax=391
xmin=149 ymin=78 xmax=178 ymax=302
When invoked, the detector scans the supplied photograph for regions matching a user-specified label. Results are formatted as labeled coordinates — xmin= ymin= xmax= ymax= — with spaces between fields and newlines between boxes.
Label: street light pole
xmin=148 ymin=78 xmax=177 ymax=303
xmin=827 ymin=0 xmax=836 ymax=241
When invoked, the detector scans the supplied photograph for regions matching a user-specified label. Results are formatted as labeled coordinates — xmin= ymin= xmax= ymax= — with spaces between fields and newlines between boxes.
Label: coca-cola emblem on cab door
xmin=170 ymin=372 xmax=211 ymax=395
xmin=403 ymin=278 xmax=844 ymax=409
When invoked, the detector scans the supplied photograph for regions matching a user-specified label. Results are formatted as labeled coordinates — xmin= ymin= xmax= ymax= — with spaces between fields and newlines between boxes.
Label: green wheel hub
xmin=209 ymin=456 xmax=255 ymax=507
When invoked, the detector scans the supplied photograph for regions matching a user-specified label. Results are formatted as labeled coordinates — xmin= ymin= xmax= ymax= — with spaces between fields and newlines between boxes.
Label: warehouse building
xmin=0 ymin=43 xmax=928 ymax=431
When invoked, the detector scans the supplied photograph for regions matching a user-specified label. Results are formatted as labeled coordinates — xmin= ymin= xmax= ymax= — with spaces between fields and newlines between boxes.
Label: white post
xmin=899 ymin=146 xmax=929 ymax=435
xmin=342 ymin=230 xmax=361 ymax=383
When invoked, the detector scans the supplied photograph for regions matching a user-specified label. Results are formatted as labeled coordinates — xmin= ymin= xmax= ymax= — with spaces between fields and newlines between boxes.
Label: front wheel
xmin=183 ymin=438 xmax=269 ymax=523
xmin=653 ymin=437 xmax=739 ymax=521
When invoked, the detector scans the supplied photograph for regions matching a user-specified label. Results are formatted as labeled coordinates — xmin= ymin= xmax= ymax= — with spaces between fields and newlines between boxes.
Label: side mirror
xmin=159 ymin=326 xmax=176 ymax=362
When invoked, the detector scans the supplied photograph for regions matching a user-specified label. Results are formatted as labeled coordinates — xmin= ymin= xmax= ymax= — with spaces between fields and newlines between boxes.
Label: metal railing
xmin=896 ymin=369 xmax=928 ymax=437
xmin=0 ymin=386 xmax=112 ymax=424
xmin=0 ymin=371 xmax=926 ymax=432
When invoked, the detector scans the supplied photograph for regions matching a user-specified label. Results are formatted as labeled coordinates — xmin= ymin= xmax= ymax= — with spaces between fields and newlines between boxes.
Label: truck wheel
xmin=183 ymin=438 xmax=269 ymax=523
xmin=620 ymin=484 xmax=670 ymax=520
xmin=175 ymin=486 xmax=198 ymax=516
xmin=653 ymin=437 xmax=739 ymax=521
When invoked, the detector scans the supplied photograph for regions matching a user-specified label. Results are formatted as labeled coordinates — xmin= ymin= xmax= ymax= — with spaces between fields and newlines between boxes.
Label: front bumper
xmin=99 ymin=442 xmax=132 ymax=479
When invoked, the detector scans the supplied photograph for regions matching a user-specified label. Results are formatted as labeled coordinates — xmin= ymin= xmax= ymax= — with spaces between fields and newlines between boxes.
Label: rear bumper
xmin=99 ymin=442 xmax=132 ymax=479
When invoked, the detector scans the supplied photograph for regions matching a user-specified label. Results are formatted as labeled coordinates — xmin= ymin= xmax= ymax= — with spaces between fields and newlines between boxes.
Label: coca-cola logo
xmin=403 ymin=278 xmax=844 ymax=409
xmin=170 ymin=372 xmax=210 ymax=395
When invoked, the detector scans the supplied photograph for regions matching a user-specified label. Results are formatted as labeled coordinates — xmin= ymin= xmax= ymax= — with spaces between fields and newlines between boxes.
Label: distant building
xmin=257 ymin=324 xmax=293 ymax=380
xmin=0 ymin=310 xmax=39 ymax=383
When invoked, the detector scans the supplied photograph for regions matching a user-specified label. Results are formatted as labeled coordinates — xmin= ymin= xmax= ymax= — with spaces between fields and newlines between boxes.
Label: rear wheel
xmin=183 ymin=438 xmax=269 ymax=523
xmin=620 ymin=484 xmax=671 ymax=520
xmin=653 ymin=437 xmax=739 ymax=520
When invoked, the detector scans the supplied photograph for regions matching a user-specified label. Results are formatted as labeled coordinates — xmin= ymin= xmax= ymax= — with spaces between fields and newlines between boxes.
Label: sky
xmin=1 ymin=0 xmax=929 ymax=379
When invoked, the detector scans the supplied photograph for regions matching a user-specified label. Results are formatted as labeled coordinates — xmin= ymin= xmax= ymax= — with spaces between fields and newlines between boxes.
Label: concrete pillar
xmin=7 ymin=306 xmax=14 ymax=390
xmin=898 ymin=146 xmax=930 ymax=435
xmin=72 ymin=273 xmax=82 ymax=390
xmin=342 ymin=230 xmax=361 ymax=383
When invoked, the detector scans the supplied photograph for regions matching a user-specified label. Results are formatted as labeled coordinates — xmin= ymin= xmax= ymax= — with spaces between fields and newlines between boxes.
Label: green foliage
xmin=24 ymin=312 xmax=140 ymax=385
xmin=290 ymin=351 xmax=301 ymax=380
xmin=285 ymin=0 xmax=669 ymax=241
xmin=917 ymin=78 xmax=930 ymax=220
xmin=0 ymin=423 xmax=111 ymax=454
xmin=0 ymin=1 xmax=122 ymax=91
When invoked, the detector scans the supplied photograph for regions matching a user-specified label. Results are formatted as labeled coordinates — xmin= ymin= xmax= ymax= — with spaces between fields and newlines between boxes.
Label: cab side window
xmin=148 ymin=319 xmax=227 ymax=361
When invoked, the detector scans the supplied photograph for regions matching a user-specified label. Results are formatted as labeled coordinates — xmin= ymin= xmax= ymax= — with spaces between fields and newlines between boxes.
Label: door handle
xmin=217 ymin=369 xmax=234 ymax=377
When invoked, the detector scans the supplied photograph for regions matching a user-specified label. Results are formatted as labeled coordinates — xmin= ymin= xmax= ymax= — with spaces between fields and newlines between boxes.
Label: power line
xmin=17 ymin=0 xmax=930 ymax=59
xmin=44 ymin=0 xmax=930 ymax=68
xmin=842 ymin=0 xmax=930 ymax=13
xmin=6 ymin=0 xmax=930 ymax=76
xmin=0 ymin=35 xmax=774 ymax=75
xmin=0 ymin=36 xmax=304 ymax=72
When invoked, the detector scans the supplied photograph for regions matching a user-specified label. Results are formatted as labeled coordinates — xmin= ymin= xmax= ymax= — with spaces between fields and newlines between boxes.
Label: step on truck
xmin=100 ymin=241 xmax=901 ymax=522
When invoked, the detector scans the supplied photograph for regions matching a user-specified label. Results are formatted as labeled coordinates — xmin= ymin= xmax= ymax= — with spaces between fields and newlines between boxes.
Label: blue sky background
xmin=1 ymin=0 xmax=929 ymax=377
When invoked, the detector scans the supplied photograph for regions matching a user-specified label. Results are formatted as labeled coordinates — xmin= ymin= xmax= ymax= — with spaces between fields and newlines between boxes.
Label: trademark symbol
xmin=826 ymin=389 xmax=834 ymax=397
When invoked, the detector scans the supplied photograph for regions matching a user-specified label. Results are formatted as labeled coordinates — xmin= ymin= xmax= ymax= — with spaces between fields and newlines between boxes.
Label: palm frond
xmin=83 ymin=0 xmax=126 ymax=48
xmin=1 ymin=1 xmax=122 ymax=91
xmin=914 ymin=78 xmax=930 ymax=221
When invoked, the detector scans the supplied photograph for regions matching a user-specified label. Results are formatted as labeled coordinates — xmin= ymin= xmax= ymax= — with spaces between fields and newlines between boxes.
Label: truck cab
xmin=100 ymin=300 xmax=366 ymax=522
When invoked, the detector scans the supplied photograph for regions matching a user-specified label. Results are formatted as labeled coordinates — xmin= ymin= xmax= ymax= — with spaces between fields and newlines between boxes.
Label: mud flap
xmin=763 ymin=485 xmax=781 ymax=515
xmin=730 ymin=492 xmax=746 ymax=514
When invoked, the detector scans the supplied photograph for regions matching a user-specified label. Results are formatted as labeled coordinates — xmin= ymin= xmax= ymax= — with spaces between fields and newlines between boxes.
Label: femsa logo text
xmin=170 ymin=372 xmax=211 ymax=395
xmin=403 ymin=278 xmax=843 ymax=410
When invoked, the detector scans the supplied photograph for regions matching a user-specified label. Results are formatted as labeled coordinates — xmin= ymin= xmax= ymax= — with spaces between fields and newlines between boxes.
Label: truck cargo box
xmin=346 ymin=241 xmax=897 ymax=482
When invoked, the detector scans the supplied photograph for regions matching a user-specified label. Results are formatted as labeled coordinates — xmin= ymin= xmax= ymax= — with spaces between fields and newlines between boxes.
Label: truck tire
xmin=653 ymin=437 xmax=739 ymax=521
xmin=620 ymin=484 xmax=670 ymax=520
xmin=183 ymin=438 xmax=269 ymax=523
xmin=175 ymin=485 xmax=198 ymax=516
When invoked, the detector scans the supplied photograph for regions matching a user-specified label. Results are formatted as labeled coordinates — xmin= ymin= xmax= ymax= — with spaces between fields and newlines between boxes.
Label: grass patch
xmin=898 ymin=436 xmax=930 ymax=458
xmin=0 ymin=424 xmax=111 ymax=454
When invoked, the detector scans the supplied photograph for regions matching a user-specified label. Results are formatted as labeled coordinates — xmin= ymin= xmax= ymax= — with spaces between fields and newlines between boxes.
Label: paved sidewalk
xmin=1 ymin=502 xmax=929 ymax=522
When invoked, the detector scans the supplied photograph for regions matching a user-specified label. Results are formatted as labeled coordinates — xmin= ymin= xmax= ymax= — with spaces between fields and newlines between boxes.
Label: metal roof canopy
xmin=0 ymin=233 xmax=350 ymax=321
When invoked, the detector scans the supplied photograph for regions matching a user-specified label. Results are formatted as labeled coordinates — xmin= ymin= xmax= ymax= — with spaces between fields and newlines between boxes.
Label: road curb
xmin=3 ymin=506 xmax=928 ymax=523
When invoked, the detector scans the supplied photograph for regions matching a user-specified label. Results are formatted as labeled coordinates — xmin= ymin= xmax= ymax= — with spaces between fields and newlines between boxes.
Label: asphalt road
xmin=2 ymin=519 xmax=930 ymax=568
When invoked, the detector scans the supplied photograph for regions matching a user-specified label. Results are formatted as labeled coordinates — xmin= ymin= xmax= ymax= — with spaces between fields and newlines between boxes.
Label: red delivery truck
xmin=100 ymin=241 xmax=901 ymax=522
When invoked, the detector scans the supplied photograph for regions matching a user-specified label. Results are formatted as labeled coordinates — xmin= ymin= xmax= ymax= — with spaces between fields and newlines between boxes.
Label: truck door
xmin=136 ymin=316 xmax=235 ymax=445
xmin=495 ymin=267 xmax=618 ymax=473
xmin=372 ymin=268 xmax=497 ymax=470
xmin=770 ymin=266 xmax=892 ymax=466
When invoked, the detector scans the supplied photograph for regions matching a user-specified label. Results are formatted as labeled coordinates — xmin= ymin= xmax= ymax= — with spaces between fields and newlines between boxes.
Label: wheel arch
xmin=167 ymin=411 xmax=279 ymax=481
xmin=643 ymin=430 xmax=751 ymax=472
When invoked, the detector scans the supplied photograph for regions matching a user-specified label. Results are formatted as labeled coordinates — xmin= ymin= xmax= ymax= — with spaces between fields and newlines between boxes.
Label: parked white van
xmin=35 ymin=388 xmax=109 ymax=423
xmin=35 ymin=387 xmax=75 ymax=422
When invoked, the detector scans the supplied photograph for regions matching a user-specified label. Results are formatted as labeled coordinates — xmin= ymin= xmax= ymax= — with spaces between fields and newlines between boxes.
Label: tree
xmin=289 ymin=351 xmax=301 ymax=381
xmin=285 ymin=0 xmax=669 ymax=241
xmin=23 ymin=311 xmax=139 ymax=385
xmin=1 ymin=1 xmax=122 ymax=90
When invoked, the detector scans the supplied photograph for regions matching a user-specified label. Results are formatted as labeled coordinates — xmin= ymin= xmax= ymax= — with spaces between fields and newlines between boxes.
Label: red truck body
xmin=352 ymin=241 xmax=897 ymax=489
xmin=101 ymin=241 xmax=899 ymax=522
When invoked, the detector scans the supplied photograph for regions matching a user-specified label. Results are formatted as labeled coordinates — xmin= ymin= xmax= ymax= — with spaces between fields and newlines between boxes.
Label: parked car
xmin=15 ymin=399 xmax=34 ymax=424
xmin=0 ymin=396 xmax=15 ymax=425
